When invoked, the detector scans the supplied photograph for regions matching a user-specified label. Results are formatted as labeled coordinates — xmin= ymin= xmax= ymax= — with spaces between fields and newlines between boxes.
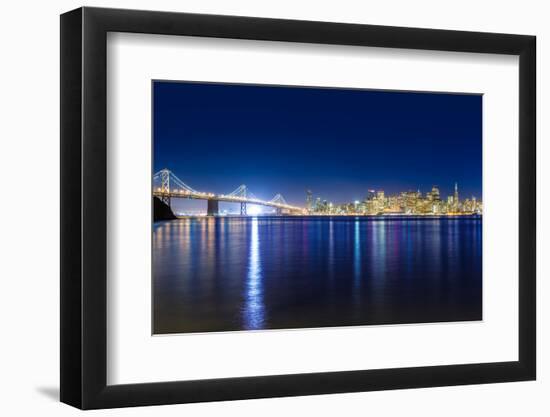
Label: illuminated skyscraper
xmin=376 ymin=190 xmax=385 ymax=212
xmin=454 ymin=182 xmax=459 ymax=211
xmin=431 ymin=185 xmax=440 ymax=201
xmin=366 ymin=190 xmax=376 ymax=201
xmin=446 ymin=195 xmax=454 ymax=213
xmin=306 ymin=190 xmax=313 ymax=212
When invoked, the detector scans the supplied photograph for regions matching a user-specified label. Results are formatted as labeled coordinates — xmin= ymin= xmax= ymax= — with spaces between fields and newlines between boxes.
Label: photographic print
xmin=152 ymin=81 xmax=482 ymax=335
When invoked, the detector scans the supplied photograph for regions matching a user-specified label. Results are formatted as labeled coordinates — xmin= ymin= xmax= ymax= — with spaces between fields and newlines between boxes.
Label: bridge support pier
xmin=276 ymin=207 xmax=282 ymax=215
xmin=160 ymin=194 xmax=171 ymax=207
xmin=207 ymin=199 xmax=219 ymax=216
xmin=240 ymin=202 xmax=247 ymax=216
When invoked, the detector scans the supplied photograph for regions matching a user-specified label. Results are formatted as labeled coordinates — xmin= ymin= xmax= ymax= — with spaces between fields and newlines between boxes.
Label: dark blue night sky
xmin=153 ymin=81 xmax=482 ymax=206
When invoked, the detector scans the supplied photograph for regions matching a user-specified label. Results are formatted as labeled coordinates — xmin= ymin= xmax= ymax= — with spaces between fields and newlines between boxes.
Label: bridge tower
xmin=229 ymin=184 xmax=252 ymax=216
xmin=160 ymin=168 xmax=171 ymax=206
xmin=269 ymin=194 xmax=288 ymax=216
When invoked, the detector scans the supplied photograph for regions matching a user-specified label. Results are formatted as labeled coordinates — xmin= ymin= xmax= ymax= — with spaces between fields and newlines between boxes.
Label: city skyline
xmin=154 ymin=81 xmax=482 ymax=207
xmin=303 ymin=181 xmax=481 ymax=215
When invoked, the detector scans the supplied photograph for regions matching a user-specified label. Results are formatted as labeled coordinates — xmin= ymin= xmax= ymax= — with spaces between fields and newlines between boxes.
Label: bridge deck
xmin=153 ymin=191 xmax=304 ymax=212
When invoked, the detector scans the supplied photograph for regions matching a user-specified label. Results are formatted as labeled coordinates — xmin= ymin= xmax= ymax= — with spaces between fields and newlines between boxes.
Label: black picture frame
xmin=60 ymin=6 xmax=536 ymax=409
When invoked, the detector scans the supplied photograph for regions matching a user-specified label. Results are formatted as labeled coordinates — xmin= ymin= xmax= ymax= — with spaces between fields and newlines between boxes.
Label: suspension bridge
xmin=153 ymin=169 xmax=305 ymax=216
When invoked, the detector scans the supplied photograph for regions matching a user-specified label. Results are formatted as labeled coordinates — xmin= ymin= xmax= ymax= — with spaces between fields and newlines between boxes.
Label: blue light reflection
xmin=243 ymin=217 xmax=265 ymax=329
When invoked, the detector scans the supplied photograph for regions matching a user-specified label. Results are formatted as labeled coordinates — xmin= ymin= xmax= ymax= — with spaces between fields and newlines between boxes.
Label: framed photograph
xmin=60 ymin=7 xmax=536 ymax=409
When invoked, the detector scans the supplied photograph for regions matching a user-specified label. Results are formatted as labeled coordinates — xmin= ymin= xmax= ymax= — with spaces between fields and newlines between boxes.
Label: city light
xmin=247 ymin=205 xmax=263 ymax=215
xmin=304 ymin=183 xmax=482 ymax=216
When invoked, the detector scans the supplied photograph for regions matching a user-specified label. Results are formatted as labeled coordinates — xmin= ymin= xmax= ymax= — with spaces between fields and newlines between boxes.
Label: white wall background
xmin=0 ymin=1 xmax=546 ymax=415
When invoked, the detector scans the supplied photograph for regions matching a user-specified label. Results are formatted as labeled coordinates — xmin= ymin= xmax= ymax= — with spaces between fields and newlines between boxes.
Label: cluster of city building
xmin=305 ymin=183 xmax=482 ymax=215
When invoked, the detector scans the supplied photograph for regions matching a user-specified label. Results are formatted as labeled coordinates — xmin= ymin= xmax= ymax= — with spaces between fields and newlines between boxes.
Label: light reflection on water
xmin=353 ymin=219 xmax=361 ymax=286
xmin=243 ymin=218 xmax=265 ymax=329
xmin=153 ymin=216 xmax=482 ymax=334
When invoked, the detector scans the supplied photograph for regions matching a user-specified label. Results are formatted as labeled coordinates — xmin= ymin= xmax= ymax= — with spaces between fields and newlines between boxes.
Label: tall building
xmin=366 ymin=189 xmax=376 ymax=201
xmin=376 ymin=190 xmax=385 ymax=212
xmin=431 ymin=185 xmax=440 ymax=201
xmin=447 ymin=195 xmax=454 ymax=213
xmin=454 ymin=182 xmax=459 ymax=212
xmin=306 ymin=190 xmax=313 ymax=212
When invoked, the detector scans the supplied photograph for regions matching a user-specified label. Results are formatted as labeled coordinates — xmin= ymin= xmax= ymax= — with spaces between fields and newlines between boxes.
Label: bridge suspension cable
xmin=269 ymin=193 xmax=288 ymax=205
xmin=153 ymin=169 xmax=198 ymax=193
xmin=227 ymin=184 xmax=258 ymax=200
